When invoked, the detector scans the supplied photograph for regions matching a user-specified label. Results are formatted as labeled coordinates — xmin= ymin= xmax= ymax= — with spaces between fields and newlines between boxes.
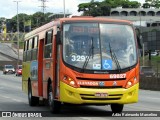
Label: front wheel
xmin=48 ymin=84 xmax=61 ymax=113
xmin=111 ymin=104 xmax=124 ymax=113
xmin=28 ymin=81 xmax=39 ymax=106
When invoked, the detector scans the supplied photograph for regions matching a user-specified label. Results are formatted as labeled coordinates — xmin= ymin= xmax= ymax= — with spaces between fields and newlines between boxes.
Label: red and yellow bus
xmin=22 ymin=17 xmax=140 ymax=113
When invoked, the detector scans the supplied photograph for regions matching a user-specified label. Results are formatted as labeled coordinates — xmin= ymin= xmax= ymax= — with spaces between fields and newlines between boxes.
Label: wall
xmin=140 ymin=77 xmax=160 ymax=91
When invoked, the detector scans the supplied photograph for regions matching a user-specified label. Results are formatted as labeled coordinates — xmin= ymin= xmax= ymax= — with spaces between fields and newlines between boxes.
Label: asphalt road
xmin=0 ymin=71 xmax=160 ymax=120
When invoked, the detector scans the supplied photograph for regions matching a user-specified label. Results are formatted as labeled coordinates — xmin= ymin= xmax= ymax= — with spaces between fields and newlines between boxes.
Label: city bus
xmin=22 ymin=16 xmax=140 ymax=113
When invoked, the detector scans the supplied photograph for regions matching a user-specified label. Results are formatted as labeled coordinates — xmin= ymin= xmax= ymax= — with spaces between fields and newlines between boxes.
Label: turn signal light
xmin=126 ymin=77 xmax=138 ymax=89
xmin=63 ymin=75 xmax=77 ymax=87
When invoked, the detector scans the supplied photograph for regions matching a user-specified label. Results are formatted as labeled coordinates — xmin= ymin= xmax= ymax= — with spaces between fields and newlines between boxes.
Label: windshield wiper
xmin=109 ymin=42 xmax=121 ymax=72
xmin=82 ymin=38 xmax=94 ymax=72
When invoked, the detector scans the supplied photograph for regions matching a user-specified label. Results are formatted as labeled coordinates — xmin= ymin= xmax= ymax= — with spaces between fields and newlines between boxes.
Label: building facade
xmin=104 ymin=8 xmax=160 ymax=51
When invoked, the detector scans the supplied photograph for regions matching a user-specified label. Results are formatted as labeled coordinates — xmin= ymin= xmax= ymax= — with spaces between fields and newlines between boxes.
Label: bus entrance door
xmin=38 ymin=39 xmax=44 ymax=97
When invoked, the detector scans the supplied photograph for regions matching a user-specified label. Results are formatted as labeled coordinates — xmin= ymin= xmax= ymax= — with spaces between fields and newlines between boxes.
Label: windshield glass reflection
xmin=63 ymin=23 xmax=137 ymax=71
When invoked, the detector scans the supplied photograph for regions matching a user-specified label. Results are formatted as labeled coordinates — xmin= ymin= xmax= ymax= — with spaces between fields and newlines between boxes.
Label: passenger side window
xmin=44 ymin=30 xmax=53 ymax=58
xmin=23 ymin=40 xmax=28 ymax=62
xmin=32 ymin=36 xmax=38 ymax=60
xmin=26 ymin=39 xmax=32 ymax=61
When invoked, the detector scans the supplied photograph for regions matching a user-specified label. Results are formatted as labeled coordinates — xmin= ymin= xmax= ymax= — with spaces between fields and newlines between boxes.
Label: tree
xmin=11 ymin=13 xmax=30 ymax=32
xmin=78 ymin=3 xmax=91 ymax=16
xmin=78 ymin=0 xmax=111 ymax=16
xmin=145 ymin=0 xmax=160 ymax=8
xmin=130 ymin=1 xmax=141 ymax=8
xmin=121 ymin=0 xmax=131 ymax=8
xmin=99 ymin=2 xmax=111 ymax=16
xmin=77 ymin=0 xmax=141 ymax=16
xmin=142 ymin=3 xmax=151 ymax=8
xmin=88 ymin=2 xmax=102 ymax=16
xmin=31 ymin=12 xmax=53 ymax=29
xmin=0 ymin=17 xmax=6 ymax=33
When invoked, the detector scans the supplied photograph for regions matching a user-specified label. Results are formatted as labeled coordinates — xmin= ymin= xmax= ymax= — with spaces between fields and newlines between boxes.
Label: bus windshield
xmin=63 ymin=23 xmax=137 ymax=71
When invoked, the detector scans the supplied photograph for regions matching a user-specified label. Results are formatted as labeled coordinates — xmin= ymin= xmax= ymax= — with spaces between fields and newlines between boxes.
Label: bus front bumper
xmin=60 ymin=81 xmax=139 ymax=104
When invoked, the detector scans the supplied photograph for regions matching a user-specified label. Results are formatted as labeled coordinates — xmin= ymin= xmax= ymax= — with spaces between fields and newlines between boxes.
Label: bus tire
xmin=111 ymin=104 xmax=123 ymax=113
xmin=28 ymin=81 xmax=39 ymax=106
xmin=48 ymin=84 xmax=61 ymax=113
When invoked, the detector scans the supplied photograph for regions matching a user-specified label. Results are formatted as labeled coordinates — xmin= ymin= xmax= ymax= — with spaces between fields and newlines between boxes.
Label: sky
xmin=0 ymin=0 xmax=145 ymax=19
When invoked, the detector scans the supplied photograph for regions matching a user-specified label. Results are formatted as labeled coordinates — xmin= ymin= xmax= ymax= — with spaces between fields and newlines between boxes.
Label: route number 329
xmin=71 ymin=55 xmax=88 ymax=62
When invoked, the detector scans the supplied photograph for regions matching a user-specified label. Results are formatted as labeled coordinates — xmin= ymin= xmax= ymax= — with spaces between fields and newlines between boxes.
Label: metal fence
xmin=140 ymin=76 xmax=160 ymax=91
xmin=140 ymin=56 xmax=160 ymax=91
xmin=0 ymin=33 xmax=25 ymax=42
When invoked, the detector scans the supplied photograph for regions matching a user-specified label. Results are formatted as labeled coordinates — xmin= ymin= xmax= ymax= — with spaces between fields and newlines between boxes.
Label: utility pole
xmin=149 ymin=19 xmax=152 ymax=61
xmin=63 ymin=0 xmax=65 ymax=18
xmin=39 ymin=0 xmax=48 ymax=24
xmin=14 ymin=0 xmax=21 ymax=66
xmin=39 ymin=0 xmax=47 ymax=14
xmin=139 ymin=10 xmax=144 ymax=66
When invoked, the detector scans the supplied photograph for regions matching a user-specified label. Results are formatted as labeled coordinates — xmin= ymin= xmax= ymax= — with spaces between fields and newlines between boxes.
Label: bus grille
xmin=80 ymin=94 xmax=122 ymax=101
xmin=76 ymin=77 xmax=126 ymax=81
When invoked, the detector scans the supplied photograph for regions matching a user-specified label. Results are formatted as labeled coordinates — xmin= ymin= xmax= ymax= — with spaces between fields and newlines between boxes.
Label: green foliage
xmin=10 ymin=13 xmax=30 ymax=32
xmin=143 ymin=0 xmax=160 ymax=8
xmin=30 ymin=12 xmax=53 ymax=29
xmin=77 ymin=0 xmax=141 ymax=16
xmin=121 ymin=0 xmax=130 ymax=8
xmin=130 ymin=1 xmax=141 ymax=8
xmin=4 ymin=12 xmax=53 ymax=33
xmin=31 ymin=12 xmax=45 ymax=29
xmin=142 ymin=3 xmax=151 ymax=8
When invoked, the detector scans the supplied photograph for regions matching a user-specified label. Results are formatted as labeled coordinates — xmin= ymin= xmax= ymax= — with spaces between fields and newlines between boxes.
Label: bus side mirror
xmin=137 ymin=34 xmax=143 ymax=49
xmin=56 ymin=31 xmax=62 ymax=44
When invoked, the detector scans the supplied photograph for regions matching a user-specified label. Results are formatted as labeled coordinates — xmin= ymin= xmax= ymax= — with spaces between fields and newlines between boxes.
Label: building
xmin=48 ymin=12 xmax=72 ymax=20
xmin=103 ymin=8 xmax=160 ymax=52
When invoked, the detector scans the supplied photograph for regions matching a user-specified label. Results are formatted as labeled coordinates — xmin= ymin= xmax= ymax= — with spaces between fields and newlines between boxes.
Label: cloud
xmin=0 ymin=0 xmax=144 ymax=18
xmin=0 ymin=0 xmax=93 ymax=18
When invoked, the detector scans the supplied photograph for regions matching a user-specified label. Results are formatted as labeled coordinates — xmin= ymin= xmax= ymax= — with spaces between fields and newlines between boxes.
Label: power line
xmin=39 ymin=0 xmax=48 ymax=14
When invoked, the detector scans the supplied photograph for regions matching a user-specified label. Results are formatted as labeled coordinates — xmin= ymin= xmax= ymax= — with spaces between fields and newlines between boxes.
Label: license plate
xmin=146 ymin=75 xmax=152 ymax=77
xmin=95 ymin=93 xmax=108 ymax=98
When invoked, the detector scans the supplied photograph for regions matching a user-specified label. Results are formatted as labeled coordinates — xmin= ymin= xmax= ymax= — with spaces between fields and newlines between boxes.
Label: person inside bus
xmin=64 ymin=31 xmax=75 ymax=62
xmin=109 ymin=34 xmax=135 ymax=67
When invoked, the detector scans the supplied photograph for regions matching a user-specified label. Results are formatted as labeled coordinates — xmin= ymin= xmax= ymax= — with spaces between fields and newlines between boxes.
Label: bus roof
xmin=58 ymin=17 xmax=132 ymax=24
xmin=25 ymin=17 xmax=132 ymax=40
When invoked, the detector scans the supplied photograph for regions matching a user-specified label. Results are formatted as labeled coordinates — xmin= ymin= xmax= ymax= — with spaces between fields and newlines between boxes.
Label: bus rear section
xmin=22 ymin=17 xmax=139 ymax=113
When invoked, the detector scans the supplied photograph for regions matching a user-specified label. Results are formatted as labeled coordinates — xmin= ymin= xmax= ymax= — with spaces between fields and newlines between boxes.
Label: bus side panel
xmin=43 ymin=59 xmax=53 ymax=97
xmin=38 ymin=39 xmax=44 ymax=97
xmin=52 ymin=34 xmax=58 ymax=98
xmin=22 ymin=62 xmax=31 ymax=93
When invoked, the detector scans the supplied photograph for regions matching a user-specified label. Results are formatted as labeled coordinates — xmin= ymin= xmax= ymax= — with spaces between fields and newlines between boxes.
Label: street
xmin=0 ymin=71 xmax=160 ymax=120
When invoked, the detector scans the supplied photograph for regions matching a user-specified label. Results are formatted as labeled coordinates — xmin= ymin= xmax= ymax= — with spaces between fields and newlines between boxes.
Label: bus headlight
xmin=125 ymin=77 xmax=138 ymax=89
xmin=127 ymin=81 xmax=132 ymax=86
xmin=69 ymin=81 xmax=75 ymax=86
xmin=63 ymin=75 xmax=77 ymax=87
